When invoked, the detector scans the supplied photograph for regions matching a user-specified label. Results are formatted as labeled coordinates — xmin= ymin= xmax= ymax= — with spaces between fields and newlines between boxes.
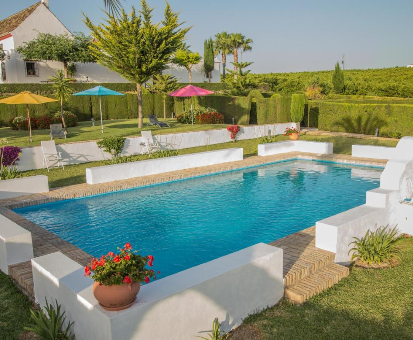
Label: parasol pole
xmin=26 ymin=104 xmax=32 ymax=143
xmin=99 ymin=97 xmax=103 ymax=133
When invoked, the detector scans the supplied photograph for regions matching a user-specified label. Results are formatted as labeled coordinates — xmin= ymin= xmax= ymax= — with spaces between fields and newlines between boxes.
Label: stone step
xmin=285 ymin=263 xmax=350 ymax=304
xmin=284 ymin=249 xmax=335 ymax=288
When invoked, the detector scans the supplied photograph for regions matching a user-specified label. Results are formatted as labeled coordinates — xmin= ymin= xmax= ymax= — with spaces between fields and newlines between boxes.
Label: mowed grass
xmin=0 ymin=272 xmax=33 ymax=340
xmin=22 ymin=133 xmax=398 ymax=188
xmin=0 ymin=118 xmax=228 ymax=148
xmin=230 ymin=238 xmax=413 ymax=340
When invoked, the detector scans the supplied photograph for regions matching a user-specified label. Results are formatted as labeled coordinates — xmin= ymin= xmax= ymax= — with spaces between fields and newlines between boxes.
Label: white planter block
xmin=0 ymin=175 xmax=49 ymax=199
xmin=0 ymin=215 xmax=33 ymax=274
xmin=366 ymin=188 xmax=393 ymax=208
xmin=316 ymin=205 xmax=387 ymax=264
xmin=351 ymin=145 xmax=395 ymax=160
xmin=258 ymin=140 xmax=333 ymax=157
xmin=32 ymin=244 xmax=283 ymax=340
xmin=86 ymin=148 xmax=244 ymax=185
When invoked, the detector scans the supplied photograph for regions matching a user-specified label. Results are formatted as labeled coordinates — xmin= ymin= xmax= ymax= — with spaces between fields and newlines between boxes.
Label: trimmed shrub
xmin=12 ymin=116 xmax=36 ymax=130
xmin=36 ymin=116 xmax=55 ymax=130
xmin=97 ymin=137 xmax=125 ymax=157
xmin=256 ymin=94 xmax=292 ymax=124
xmin=308 ymin=100 xmax=413 ymax=136
xmin=290 ymin=94 xmax=306 ymax=123
xmin=247 ymin=89 xmax=264 ymax=100
xmin=54 ymin=112 xmax=78 ymax=127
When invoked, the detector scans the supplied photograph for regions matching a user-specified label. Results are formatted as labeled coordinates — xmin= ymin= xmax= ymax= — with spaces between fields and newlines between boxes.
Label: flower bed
xmin=10 ymin=112 xmax=78 ymax=130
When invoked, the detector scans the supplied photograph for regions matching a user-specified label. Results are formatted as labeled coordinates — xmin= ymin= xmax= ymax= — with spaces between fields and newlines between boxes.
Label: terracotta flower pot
xmin=93 ymin=281 xmax=140 ymax=311
xmin=289 ymin=132 xmax=299 ymax=141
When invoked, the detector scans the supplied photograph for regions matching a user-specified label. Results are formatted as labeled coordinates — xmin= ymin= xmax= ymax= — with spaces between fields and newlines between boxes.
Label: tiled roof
xmin=0 ymin=2 xmax=42 ymax=38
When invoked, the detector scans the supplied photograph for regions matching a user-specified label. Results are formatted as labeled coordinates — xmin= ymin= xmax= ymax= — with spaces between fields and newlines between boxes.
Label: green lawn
xmin=23 ymin=133 xmax=398 ymax=189
xmin=0 ymin=118 xmax=228 ymax=148
xmin=230 ymin=238 xmax=413 ymax=340
xmin=0 ymin=272 xmax=33 ymax=340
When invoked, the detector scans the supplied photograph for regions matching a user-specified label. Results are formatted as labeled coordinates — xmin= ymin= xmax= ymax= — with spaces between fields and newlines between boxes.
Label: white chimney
xmin=42 ymin=0 xmax=49 ymax=8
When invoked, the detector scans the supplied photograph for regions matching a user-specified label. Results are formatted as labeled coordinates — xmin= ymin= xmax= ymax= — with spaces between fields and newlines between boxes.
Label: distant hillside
xmin=248 ymin=67 xmax=413 ymax=97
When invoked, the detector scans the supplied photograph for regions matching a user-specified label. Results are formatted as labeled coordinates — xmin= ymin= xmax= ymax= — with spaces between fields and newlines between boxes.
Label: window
xmin=25 ymin=61 xmax=39 ymax=77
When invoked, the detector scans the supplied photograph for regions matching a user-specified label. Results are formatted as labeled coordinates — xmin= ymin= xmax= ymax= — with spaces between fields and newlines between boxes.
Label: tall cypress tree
xmin=203 ymin=38 xmax=215 ymax=82
xmin=332 ymin=62 xmax=345 ymax=94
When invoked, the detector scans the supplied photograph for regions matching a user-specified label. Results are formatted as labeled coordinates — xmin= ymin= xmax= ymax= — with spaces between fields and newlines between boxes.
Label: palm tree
xmin=147 ymin=74 xmax=179 ymax=119
xmin=214 ymin=32 xmax=232 ymax=80
xmin=229 ymin=33 xmax=253 ymax=77
xmin=103 ymin=0 xmax=123 ymax=15
xmin=49 ymin=70 xmax=73 ymax=132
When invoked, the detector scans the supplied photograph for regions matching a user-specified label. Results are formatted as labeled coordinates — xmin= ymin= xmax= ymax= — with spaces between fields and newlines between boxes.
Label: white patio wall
xmin=86 ymin=148 xmax=243 ymax=185
xmin=258 ymin=140 xmax=333 ymax=156
xmin=317 ymin=136 xmax=413 ymax=264
xmin=16 ymin=123 xmax=297 ymax=171
xmin=351 ymin=145 xmax=395 ymax=160
xmin=0 ymin=175 xmax=49 ymax=200
xmin=32 ymin=244 xmax=283 ymax=340
xmin=0 ymin=214 xmax=33 ymax=274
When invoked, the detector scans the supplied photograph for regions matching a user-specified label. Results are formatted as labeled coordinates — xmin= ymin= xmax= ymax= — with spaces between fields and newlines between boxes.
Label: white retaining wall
xmin=0 ymin=214 xmax=33 ymax=274
xmin=32 ymin=244 xmax=284 ymax=340
xmin=16 ymin=123 xmax=297 ymax=171
xmin=0 ymin=175 xmax=49 ymax=200
xmin=86 ymin=148 xmax=244 ymax=185
xmin=351 ymin=145 xmax=395 ymax=160
xmin=258 ymin=140 xmax=333 ymax=157
xmin=317 ymin=136 xmax=413 ymax=264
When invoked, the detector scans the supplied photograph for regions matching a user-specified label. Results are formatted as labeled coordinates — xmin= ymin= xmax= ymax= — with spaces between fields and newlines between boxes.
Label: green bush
xmin=54 ymin=111 xmax=78 ymax=127
xmin=97 ymin=137 xmax=125 ymax=157
xmin=290 ymin=94 xmax=306 ymax=123
xmin=349 ymin=226 xmax=401 ymax=266
xmin=308 ymin=100 xmax=413 ymax=136
xmin=247 ymin=89 xmax=264 ymax=100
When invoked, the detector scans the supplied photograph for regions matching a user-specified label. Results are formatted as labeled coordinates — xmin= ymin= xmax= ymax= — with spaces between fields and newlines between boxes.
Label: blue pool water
xmin=16 ymin=160 xmax=382 ymax=278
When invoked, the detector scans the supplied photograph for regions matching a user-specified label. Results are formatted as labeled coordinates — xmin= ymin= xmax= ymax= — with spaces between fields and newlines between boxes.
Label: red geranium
xmin=227 ymin=125 xmax=241 ymax=140
xmin=85 ymin=243 xmax=157 ymax=286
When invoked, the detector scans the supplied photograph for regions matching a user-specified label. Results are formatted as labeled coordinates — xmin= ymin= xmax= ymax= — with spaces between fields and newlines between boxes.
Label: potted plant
xmin=284 ymin=127 xmax=299 ymax=141
xmin=84 ymin=243 xmax=158 ymax=311
xmin=227 ymin=124 xmax=241 ymax=141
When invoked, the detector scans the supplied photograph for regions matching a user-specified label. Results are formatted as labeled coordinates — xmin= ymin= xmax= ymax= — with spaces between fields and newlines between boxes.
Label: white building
xmin=0 ymin=1 xmax=220 ymax=84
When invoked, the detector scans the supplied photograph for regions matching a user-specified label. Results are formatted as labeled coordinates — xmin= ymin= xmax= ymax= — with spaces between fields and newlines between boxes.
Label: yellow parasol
xmin=0 ymin=91 xmax=57 ymax=142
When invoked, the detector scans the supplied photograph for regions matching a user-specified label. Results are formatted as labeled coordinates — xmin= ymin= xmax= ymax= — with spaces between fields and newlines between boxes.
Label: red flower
xmin=107 ymin=252 xmax=115 ymax=257
xmin=98 ymin=259 xmax=105 ymax=266
xmin=124 ymin=255 xmax=130 ymax=261
xmin=124 ymin=242 xmax=132 ymax=250
xmin=147 ymin=255 xmax=154 ymax=261
xmin=113 ymin=255 xmax=121 ymax=263
xmin=84 ymin=266 xmax=91 ymax=277
xmin=144 ymin=276 xmax=150 ymax=284
xmin=157 ymin=271 xmax=161 ymax=274
xmin=91 ymin=263 xmax=97 ymax=270
xmin=123 ymin=276 xmax=132 ymax=284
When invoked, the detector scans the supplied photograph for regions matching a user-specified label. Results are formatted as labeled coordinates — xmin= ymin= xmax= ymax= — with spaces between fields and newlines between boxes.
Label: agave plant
xmin=198 ymin=318 xmax=229 ymax=340
xmin=348 ymin=226 xmax=402 ymax=265
xmin=25 ymin=299 xmax=75 ymax=340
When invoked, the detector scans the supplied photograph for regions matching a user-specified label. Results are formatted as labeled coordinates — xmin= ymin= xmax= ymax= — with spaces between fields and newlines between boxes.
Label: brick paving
xmin=0 ymin=152 xmax=387 ymax=301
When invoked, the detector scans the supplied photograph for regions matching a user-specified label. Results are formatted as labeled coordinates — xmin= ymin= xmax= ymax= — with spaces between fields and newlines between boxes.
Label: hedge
xmin=256 ymin=94 xmax=292 ymax=124
xmin=174 ymin=95 xmax=251 ymax=125
xmin=0 ymin=82 xmax=227 ymax=96
xmin=308 ymin=100 xmax=413 ymax=137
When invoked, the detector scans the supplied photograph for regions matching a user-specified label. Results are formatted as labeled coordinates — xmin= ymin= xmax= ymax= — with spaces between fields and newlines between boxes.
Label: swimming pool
xmin=16 ymin=160 xmax=382 ymax=277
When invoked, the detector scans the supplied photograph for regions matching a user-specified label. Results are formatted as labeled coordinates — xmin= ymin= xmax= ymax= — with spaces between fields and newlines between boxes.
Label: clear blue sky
xmin=3 ymin=0 xmax=413 ymax=73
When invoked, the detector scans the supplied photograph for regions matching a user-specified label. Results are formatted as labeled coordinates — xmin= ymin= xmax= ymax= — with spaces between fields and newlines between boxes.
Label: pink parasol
xmin=169 ymin=85 xmax=214 ymax=124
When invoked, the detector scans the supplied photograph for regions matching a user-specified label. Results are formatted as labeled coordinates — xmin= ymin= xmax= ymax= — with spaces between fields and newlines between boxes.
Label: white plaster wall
xmin=17 ymin=124 xmax=297 ymax=171
xmin=351 ymin=145 xmax=395 ymax=160
xmin=0 ymin=36 xmax=14 ymax=84
xmin=74 ymin=63 xmax=128 ymax=83
xmin=86 ymin=148 xmax=244 ymax=184
xmin=0 ymin=175 xmax=49 ymax=199
xmin=0 ymin=214 xmax=33 ymax=274
xmin=32 ymin=244 xmax=283 ymax=340
xmin=164 ymin=60 xmax=221 ymax=83
xmin=258 ymin=140 xmax=333 ymax=156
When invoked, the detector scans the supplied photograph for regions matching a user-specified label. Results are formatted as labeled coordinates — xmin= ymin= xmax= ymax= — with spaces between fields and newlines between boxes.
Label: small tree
xmin=172 ymin=49 xmax=201 ymax=83
xmin=49 ymin=70 xmax=73 ymax=132
xmin=225 ymin=61 xmax=256 ymax=96
xmin=147 ymin=74 xmax=179 ymax=119
xmin=203 ymin=38 xmax=214 ymax=82
xmin=84 ymin=2 xmax=189 ymax=129
xmin=17 ymin=32 xmax=95 ymax=78
xmin=290 ymin=94 xmax=306 ymax=128
xmin=332 ymin=62 xmax=345 ymax=94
